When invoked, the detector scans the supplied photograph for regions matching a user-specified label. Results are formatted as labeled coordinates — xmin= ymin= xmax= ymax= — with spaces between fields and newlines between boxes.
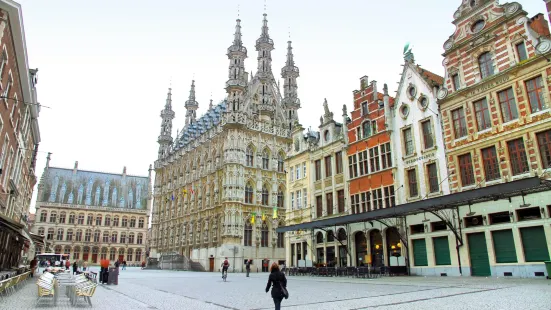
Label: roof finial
xmin=237 ymin=4 xmax=240 ymax=18
xmin=264 ymin=0 xmax=267 ymax=14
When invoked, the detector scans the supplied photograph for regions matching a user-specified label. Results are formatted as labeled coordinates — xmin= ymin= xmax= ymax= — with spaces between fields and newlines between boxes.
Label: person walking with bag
xmin=265 ymin=262 xmax=288 ymax=310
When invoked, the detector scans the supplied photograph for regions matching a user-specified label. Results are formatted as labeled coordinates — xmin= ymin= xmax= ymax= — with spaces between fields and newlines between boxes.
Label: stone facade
xmin=32 ymin=155 xmax=151 ymax=265
xmin=405 ymin=0 xmax=551 ymax=277
xmin=151 ymin=14 xmax=301 ymax=272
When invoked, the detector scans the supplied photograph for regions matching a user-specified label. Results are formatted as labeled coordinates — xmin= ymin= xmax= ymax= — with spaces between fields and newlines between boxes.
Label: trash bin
xmin=545 ymin=261 xmax=551 ymax=279
xmin=108 ymin=267 xmax=118 ymax=285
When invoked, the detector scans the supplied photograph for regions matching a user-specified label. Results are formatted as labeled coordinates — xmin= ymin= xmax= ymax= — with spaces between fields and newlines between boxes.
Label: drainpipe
xmin=455 ymin=207 xmax=463 ymax=276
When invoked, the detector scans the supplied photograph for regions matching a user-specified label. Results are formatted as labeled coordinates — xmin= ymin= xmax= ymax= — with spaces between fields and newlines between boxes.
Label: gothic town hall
xmin=150 ymin=14 xmax=300 ymax=271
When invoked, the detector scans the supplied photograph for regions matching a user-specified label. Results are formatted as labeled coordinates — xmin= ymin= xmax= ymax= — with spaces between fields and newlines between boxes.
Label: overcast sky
xmin=19 ymin=0 xmax=545 ymax=212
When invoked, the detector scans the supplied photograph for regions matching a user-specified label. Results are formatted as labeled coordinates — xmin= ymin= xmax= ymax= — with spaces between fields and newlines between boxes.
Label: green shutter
xmin=433 ymin=236 xmax=451 ymax=265
xmin=413 ymin=239 xmax=428 ymax=266
xmin=467 ymin=233 xmax=491 ymax=276
xmin=520 ymin=226 xmax=550 ymax=262
xmin=492 ymin=230 xmax=517 ymax=263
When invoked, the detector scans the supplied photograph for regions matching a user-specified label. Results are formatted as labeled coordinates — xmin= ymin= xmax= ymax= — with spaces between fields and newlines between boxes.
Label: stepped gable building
xmin=406 ymin=0 xmax=551 ymax=277
xmin=32 ymin=155 xmax=151 ymax=264
xmin=151 ymin=14 xmax=300 ymax=271
xmin=0 ymin=0 xmax=42 ymax=270
xmin=390 ymin=48 xmax=450 ymax=205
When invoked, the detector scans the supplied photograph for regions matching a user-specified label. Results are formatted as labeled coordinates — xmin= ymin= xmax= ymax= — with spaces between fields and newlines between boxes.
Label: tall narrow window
xmin=358 ymin=150 xmax=368 ymax=176
xmin=290 ymin=192 xmax=294 ymax=210
xmin=261 ymin=225 xmax=269 ymax=247
xmin=315 ymin=159 xmax=321 ymax=181
xmin=335 ymin=151 xmax=343 ymax=174
xmin=66 ymin=229 xmax=73 ymax=241
xmin=46 ymin=228 xmax=54 ymax=240
xmin=403 ymin=128 xmax=414 ymax=155
xmin=324 ymin=156 xmax=332 ymax=178
xmin=277 ymin=152 xmax=284 ymax=172
xmin=498 ymin=88 xmax=518 ymax=123
xmin=75 ymin=230 xmax=83 ymax=241
xmin=384 ymin=186 xmax=395 ymax=208
xmin=380 ymin=143 xmax=392 ymax=169
xmin=246 ymin=145 xmax=254 ymax=167
xmin=452 ymin=73 xmax=461 ymax=91
xmin=361 ymin=192 xmax=371 ymax=212
xmin=326 ymin=193 xmax=333 ymax=216
xmin=481 ymin=146 xmax=500 ymax=181
xmin=351 ymin=194 xmax=359 ymax=214
xmin=526 ymin=76 xmax=546 ymax=113
xmin=303 ymin=162 xmax=307 ymax=178
xmin=372 ymin=188 xmax=383 ymax=210
xmin=245 ymin=183 xmax=253 ymax=204
xmin=337 ymin=190 xmax=345 ymax=213
xmin=362 ymin=121 xmax=371 ymax=138
xmin=96 ymin=215 xmax=102 ymax=226
xmin=474 ymin=98 xmax=491 ymax=131
xmin=452 ymin=107 xmax=467 ymax=139
xmin=427 ymin=163 xmax=439 ymax=193
xmin=316 ymin=196 xmax=323 ymax=218
xmin=516 ymin=42 xmax=528 ymax=62
xmin=303 ymin=188 xmax=307 ymax=209
xmin=262 ymin=149 xmax=269 ymax=170
xmin=372 ymin=120 xmax=377 ymax=134
xmin=296 ymin=190 xmax=302 ymax=209
xmin=87 ymin=214 xmax=93 ymax=225
xmin=290 ymin=166 xmax=294 ymax=182
xmin=537 ymin=129 xmax=551 ymax=170
xmin=296 ymin=165 xmax=300 ymax=180
xmin=49 ymin=212 xmax=57 ymax=223
xmin=277 ymin=232 xmax=284 ymax=248
xmin=348 ymin=155 xmax=358 ymax=178
xmin=40 ymin=211 xmax=47 ymax=222
xmin=369 ymin=147 xmax=380 ymax=172
xmin=421 ymin=120 xmax=434 ymax=149
xmin=507 ymin=138 xmax=529 ymax=175
xmin=458 ymin=154 xmax=475 ymax=186
xmin=361 ymin=102 xmax=368 ymax=115
xmin=277 ymin=188 xmax=284 ymax=209
xmin=59 ymin=212 xmax=66 ymax=224
xmin=262 ymin=186 xmax=269 ymax=206
xmin=244 ymin=223 xmax=252 ymax=246
xmin=57 ymin=229 xmax=64 ymax=241
xmin=478 ymin=52 xmax=494 ymax=79
xmin=407 ymin=169 xmax=418 ymax=197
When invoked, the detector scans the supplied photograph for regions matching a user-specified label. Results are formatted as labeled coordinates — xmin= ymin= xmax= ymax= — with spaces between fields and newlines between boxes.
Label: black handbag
xmin=279 ymin=281 xmax=289 ymax=299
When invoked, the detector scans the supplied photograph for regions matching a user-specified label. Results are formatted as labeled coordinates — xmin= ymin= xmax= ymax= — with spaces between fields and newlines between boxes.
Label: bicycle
xmin=222 ymin=269 xmax=228 ymax=282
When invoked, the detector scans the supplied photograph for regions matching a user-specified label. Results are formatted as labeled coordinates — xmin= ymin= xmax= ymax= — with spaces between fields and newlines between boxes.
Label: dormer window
xmin=471 ymin=20 xmax=485 ymax=33
xmin=470 ymin=0 xmax=476 ymax=8
xmin=324 ymin=130 xmax=330 ymax=142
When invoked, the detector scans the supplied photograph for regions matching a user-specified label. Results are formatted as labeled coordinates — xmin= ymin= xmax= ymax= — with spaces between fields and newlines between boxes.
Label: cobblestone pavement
xmin=2 ymin=268 xmax=550 ymax=309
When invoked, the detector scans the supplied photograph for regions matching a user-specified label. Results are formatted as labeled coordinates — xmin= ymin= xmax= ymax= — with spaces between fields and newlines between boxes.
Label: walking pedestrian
xmin=29 ymin=257 xmax=37 ymax=278
xmin=122 ymin=260 xmax=127 ymax=270
xmin=245 ymin=259 xmax=251 ymax=277
xmin=72 ymin=261 xmax=78 ymax=275
xmin=265 ymin=262 xmax=288 ymax=310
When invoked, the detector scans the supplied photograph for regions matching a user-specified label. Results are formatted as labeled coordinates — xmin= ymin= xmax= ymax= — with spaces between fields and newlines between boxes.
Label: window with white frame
xmin=290 ymin=192 xmax=294 ymax=210
xmin=296 ymin=164 xmax=301 ymax=179
xmin=3 ymin=147 xmax=13 ymax=186
xmin=303 ymin=188 xmax=307 ymax=209
xmin=380 ymin=143 xmax=392 ymax=169
xmin=348 ymin=154 xmax=358 ymax=178
xmin=302 ymin=162 xmax=306 ymax=178
xmin=369 ymin=147 xmax=380 ymax=172
xmin=290 ymin=166 xmax=294 ymax=181
xmin=358 ymin=150 xmax=368 ymax=176
xmin=296 ymin=190 xmax=302 ymax=208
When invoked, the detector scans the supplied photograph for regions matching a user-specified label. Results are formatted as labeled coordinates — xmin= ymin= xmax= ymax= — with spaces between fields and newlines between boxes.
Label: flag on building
xmin=250 ymin=213 xmax=256 ymax=225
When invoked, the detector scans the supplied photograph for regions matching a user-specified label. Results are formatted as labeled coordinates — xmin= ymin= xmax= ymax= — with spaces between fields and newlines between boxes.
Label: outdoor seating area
xmin=30 ymin=268 xmax=99 ymax=307
xmin=285 ymin=266 xmax=391 ymax=278
xmin=0 ymin=271 xmax=32 ymax=300
xmin=36 ymin=272 xmax=57 ymax=306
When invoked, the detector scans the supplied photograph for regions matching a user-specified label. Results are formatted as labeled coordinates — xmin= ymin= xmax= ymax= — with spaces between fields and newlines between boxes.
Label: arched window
xmin=138 ymin=218 xmax=145 ymax=228
xmin=59 ymin=212 xmax=66 ymax=224
xmin=245 ymin=183 xmax=254 ymax=204
xmin=84 ymin=229 xmax=92 ymax=242
xmin=54 ymin=245 xmax=62 ymax=254
xmin=38 ymin=227 xmax=45 ymax=236
xmin=96 ymin=215 xmax=102 ymax=226
xmin=112 ymin=216 xmax=118 ymax=227
xmin=277 ymin=187 xmax=284 ymax=209
xmin=261 ymin=224 xmax=269 ymax=247
xmin=102 ymin=231 xmax=109 ymax=242
xmin=73 ymin=246 xmax=81 ymax=260
xmin=122 ymin=216 xmax=128 ymax=227
xmin=246 ymin=145 xmax=254 ymax=167
xmin=109 ymin=248 xmax=116 ymax=261
xmin=47 ymin=228 xmax=54 ymax=240
xmin=316 ymin=232 xmax=324 ymax=243
xmin=120 ymin=233 xmax=127 ymax=244
xmin=39 ymin=211 xmax=47 ymax=222
xmin=478 ymin=52 xmax=494 ymax=79
xmin=66 ymin=229 xmax=73 ymax=241
xmin=262 ymin=149 xmax=270 ymax=170
xmin=68 ymin=213 xmax=75 ymax=224
xmin=49 ymin=212 xmax=57 ymax=223
xmin=128 ymin=233 xmax=135 ymax=244
xmin=127 ymin=248 xmax=133 ymax=262
xmin=327 ymin=230 xmax=335 ymax=242
xmin=56 ymin=228 xmax=64 ymax=241
xmin=111 ymin=232 xmax=118 ymax=243
xmin=94 ymin=230 xmax=100 ymax=242
xmin=337 ymin=228 xmax=347 ymax=242
xmin=130 ymin=217 xmax=136 ymax=228
xmin=87 ymin=214 xmax=93 ymax=225
xmin=135 ymin=250 xmax=142 ymax=262
xmin=244 ymin=223 xmax=252 ymax=246
xmin=101 ymin=248 xmax=108 ymax=260
xmin=75 ymin=229 xmax=83 ymax=241
xmin=78 ymin=213 xmax=85 ymax=224
xmin=277 ymin=152 xmax=285 ymax=172
xmin=262 ymin=185 xmax=269 ymax=206
xmin=137 ymin=233 xmax=143 ymax=244
xmin=64 ymin=246 xmax=71 ymax=255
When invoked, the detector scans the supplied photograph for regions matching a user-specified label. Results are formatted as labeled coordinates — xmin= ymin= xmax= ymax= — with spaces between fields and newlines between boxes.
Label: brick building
xmin=0 ymin=0 xmax=41 ymax=270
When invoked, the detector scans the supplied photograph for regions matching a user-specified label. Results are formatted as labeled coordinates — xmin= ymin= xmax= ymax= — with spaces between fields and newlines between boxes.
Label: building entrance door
xmin=209 ymin=257 xmax=214 ymax=272
xmin=468 ymin=233 xmax=491 ymax=276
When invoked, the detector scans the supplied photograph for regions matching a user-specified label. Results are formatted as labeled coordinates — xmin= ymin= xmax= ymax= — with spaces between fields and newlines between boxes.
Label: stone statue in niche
xmin=59 ymin=182 xmax=67 ymax=204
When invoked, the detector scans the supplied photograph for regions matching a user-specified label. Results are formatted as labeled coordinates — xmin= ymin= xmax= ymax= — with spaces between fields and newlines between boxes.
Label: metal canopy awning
xmin=277 ymin=176 xmax=550 ymax=233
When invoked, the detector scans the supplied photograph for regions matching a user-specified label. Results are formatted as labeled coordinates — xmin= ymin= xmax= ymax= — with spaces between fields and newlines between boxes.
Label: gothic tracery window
xmin=245 ymin=183 xmax=253 ymax=204
xmin=246 ymin=145 xmax=254 ymax=167
xmin=262 ymin=148 xmax=270 ymax=170
xmin=262 ymin=185 xmax=269 ymax=206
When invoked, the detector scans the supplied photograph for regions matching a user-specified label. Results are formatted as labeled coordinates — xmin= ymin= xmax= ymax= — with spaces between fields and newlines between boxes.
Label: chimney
xmin=371 ymin=80 xmax=378 ymax=102
xmin=545 ymin=0 xmax=551 ymax=25
xmin=530 ymin=13 xmax=551 ymax=37
xmin=360 ymin=76 xmax=369 ymax=90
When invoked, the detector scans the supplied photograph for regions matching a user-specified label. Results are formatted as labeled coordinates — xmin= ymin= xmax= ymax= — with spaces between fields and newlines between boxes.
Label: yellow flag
xmin=272 ymin=208 xmax=277 ymax=219
xmin=261 ymin=212 xmax=266 ymax=222
xmin=251 ymin=214 xmax=255 ymax=225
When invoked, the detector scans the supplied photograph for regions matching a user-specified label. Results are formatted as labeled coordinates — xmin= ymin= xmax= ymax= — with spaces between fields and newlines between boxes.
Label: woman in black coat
xmin=265 ymin=262 xmax=287 ymax=310
xmin=72 ymin=261 xmax=78 ymax=275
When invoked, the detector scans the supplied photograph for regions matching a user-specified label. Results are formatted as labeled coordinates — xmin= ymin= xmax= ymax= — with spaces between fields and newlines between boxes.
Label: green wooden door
xmin=467 ymin=233 xmax=491 ymax=276
xmin=433 ymin=236 xmax=451 ymax=265
xmin=412 ymin=239 xmax=428 ymax=266
xmin=492 ymin=230 xmax=517 ymax=263
xmin=520 ymin=226 xmax=550 ymax=262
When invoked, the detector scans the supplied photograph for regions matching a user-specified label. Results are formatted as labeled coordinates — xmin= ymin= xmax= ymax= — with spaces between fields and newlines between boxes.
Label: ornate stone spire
xmin=185 ymin=80 xmax=199 ymax=126
xmin=255 ymin=13 xmax=274 ymax=79
xmin=226 ymin=18 xmax=247 ymax=112
xmin=282 ymin=40 xmax=300 ymax=127
xmin=158 ymin=88 xmax=175 ymax=159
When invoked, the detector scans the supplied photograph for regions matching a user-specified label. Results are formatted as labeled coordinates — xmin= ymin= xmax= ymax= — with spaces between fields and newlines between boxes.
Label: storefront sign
xmin=467 ymin=75 xmax=509 ymax=97
xmin=404 ymin=152 xmax=436 ymax=165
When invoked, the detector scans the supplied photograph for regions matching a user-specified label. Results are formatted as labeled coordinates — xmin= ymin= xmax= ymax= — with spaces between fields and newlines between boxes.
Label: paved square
xmin=3 ymin=268 xmax=550 ymax=309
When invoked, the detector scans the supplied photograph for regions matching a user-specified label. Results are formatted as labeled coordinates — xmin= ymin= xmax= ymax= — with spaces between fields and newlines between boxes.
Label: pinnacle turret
xmin=255 ymin=13 xmax=274 ymax=79
xmin=226 ymin=18 xmax=248 ymax=103
xmin=185 ymin=80 xmax=199 ymax=126
xmin=282 ymin=40 xmax=300 ymax=127
xmin=158 ymin=88 xmax=175 ymax=159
